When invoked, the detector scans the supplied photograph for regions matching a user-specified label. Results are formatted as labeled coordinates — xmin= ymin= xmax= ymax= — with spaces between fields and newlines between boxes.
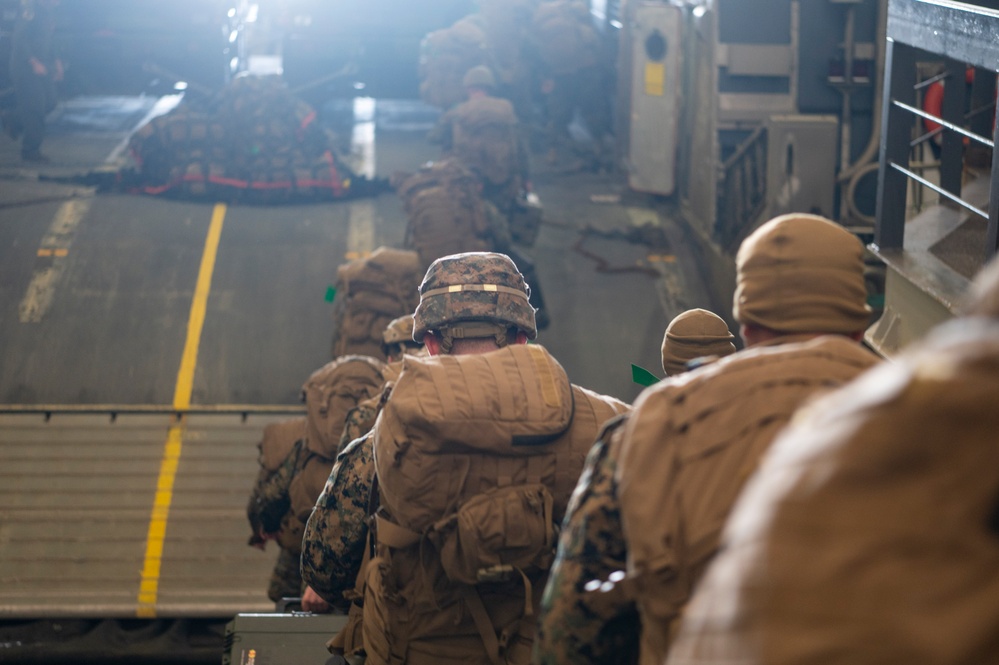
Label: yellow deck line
xmin=137 ymin=203 xmax=227 ymax=617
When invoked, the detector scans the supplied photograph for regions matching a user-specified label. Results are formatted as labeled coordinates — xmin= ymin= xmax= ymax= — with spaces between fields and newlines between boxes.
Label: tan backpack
xmin=530 ymin=0 xmax=600 ymax=75
xmin=288 ymin=355 xmax=393 ymax=529
xmin=452 ymin=96 xmax=520 ymax=186
xmin=302 ymin=355 xmax=391 ymax=460
xmin=365 ymin=345 xmax=630 ymax=665
xmin=257 ymin=417 xmax=308 ymax=476
xmin=667 ymin=322 xmax=999 ymax=665
xmin=246 ymin=417 xmax=307 ymax=545
xmin=330 ymin=247 xmax=424 ymax=360
xmin=617 ymin=336 xmax=880 ymax=663
xmin=397 ymin=159 xmax=495 ymax=270
xmin=419 ymin=19 xmax=491 ymax=110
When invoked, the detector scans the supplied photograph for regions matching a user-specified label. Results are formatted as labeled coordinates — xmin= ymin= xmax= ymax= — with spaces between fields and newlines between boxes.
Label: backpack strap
xmin=374 ymin=513 xmax=421 ymax=549
xmin=461 ymin=586 xmax=505 ymax=665
xmin=462 ymin=566 xmax=537 ymax=665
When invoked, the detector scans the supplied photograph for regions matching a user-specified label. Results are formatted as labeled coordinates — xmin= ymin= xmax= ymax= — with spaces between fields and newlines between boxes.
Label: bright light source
xmin=228 ymin=8 xmax=236 ymax=18
xmin=693 ymin=5 xmax=707 ymax=18
xmin=174 ymin=81 xmax=189 ymax=91
xmin=246 ymin=3 xmax=259 ymax=22
xmin=610 ymin=20 xmax=622 ymax=29
xmin=353 ymin=81 xmax=366 ymax=90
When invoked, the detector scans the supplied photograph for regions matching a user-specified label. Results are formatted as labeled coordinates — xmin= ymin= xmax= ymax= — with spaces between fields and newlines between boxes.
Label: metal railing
xmin=875 ymin=0 xmax=999 ymax=261
xmin=0 ymin=403 xmax=305 ymax=422
xmin=715 ymin=126 xmax=768 ymax=251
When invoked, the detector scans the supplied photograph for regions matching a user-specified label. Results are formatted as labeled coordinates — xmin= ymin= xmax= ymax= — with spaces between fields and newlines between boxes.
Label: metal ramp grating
xmin=0 ymin=412 xmax=293 ymax=619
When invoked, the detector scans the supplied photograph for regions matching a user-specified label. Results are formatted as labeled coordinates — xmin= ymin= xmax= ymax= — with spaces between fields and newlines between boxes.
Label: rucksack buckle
xmin=477 ymin=564 xmax=516 ymax=583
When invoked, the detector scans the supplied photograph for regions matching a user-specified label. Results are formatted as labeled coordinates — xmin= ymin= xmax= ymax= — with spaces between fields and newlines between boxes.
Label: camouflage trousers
xmin=267 ymin=548 xmax=304 ymax=603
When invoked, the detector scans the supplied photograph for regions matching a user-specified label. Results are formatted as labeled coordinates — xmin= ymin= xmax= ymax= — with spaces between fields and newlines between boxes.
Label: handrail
xmin=0 ymin=404 xmax=305 ymax=421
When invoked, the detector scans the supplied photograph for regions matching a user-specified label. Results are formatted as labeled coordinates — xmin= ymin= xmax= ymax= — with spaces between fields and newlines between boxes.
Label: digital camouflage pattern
xmin=337 ymin=365 xmax=399 ymax=455
xmin=337 ymin=399 xmax=382 ymax=456
xmin=535 ymin=415 xmax=640 ymax=665
xmin=248 ymin=438 xmax=308 ymax=539
xmin=268 ymin=547 xmax=304 ymax=602
xmin=300 ymin=435 xmax=375 ymax=604
xmin=381 ymin=314 xmax=416 ymax=347
xmin=249 ymin=438 xmax=309 ymax=602
xmin=412 ymin=251 xmax=537 ymax=340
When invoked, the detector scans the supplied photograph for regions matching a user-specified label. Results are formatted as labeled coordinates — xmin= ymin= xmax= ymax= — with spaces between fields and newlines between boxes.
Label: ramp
xmin=0 ymin=408 xmax=303 ymax=619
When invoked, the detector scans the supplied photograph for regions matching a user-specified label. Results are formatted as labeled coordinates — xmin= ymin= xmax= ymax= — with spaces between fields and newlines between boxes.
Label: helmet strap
xmin=438 ymin=323 xmax=512 ymax=354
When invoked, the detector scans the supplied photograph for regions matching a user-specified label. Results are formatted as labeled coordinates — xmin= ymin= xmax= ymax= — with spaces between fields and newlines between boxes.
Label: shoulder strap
xmin=462 ymin=586 xmax=505 ymax=665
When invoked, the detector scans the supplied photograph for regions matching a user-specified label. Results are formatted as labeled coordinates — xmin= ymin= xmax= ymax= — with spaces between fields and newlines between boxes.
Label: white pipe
xmin=838 ymin=0 xmax=888 ymax=182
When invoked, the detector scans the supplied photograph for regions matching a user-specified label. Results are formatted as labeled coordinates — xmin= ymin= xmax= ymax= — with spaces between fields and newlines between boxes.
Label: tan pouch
xmin=435 ymin=483 xmax=556 ymax=585
xmin=327 ymin=601 xmax=365 ymax=656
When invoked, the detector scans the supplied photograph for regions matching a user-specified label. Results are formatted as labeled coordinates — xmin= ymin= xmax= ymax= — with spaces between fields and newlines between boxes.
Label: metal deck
xmin=0 ymin=411 xmax=301 ymax=618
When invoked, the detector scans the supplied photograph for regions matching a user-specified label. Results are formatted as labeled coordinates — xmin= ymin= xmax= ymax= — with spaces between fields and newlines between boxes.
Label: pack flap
xmin=259 ymin=417 xmax=307 ymax=472
xmin=289 ymin=454 xmax=334 ymax=522
xmin=383 ymin=344 xmax=574 ymax=454
xmin=304 ymin=356 xmax=389 ymax=458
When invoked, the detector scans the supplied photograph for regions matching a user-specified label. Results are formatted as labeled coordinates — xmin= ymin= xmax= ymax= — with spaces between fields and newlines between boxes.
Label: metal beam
xmin=888 ymin=0 xmax=999 ymax=69
xmin=0 ymin=404 xmax=305 ymax=419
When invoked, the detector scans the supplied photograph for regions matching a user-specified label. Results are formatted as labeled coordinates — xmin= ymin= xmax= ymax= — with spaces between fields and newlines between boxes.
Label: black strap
xmin=989 ymin=490 xmax=999 ymax=536
xmin=367 ymin=473 xmax=381 ymax=560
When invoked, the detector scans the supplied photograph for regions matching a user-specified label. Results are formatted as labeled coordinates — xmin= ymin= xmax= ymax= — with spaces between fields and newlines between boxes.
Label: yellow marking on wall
xmin=647 ymin=254 xmax=677 ymax=263
xmin=137 ymin=203 xmax=227 ymax=617
xmin=645 ymin=62 xmax=666 ymax=96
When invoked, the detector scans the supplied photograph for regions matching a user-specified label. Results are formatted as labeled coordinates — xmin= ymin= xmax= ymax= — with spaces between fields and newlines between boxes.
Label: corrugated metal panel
xmin=0 ymin=413 xmax=289 ymax=619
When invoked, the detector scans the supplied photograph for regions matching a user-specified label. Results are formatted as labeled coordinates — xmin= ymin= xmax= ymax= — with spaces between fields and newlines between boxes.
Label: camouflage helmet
xmin=413 ymin=252 xmax=537 ymax=341
xmin=382 ymin=314 xmax=417 ymax=346
xmin=463 ymin=65 xmax=496 ymax=90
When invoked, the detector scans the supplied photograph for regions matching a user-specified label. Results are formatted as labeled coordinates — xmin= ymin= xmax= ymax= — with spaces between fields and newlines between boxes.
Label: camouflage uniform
xmin=337 ymin=400 xmax=382 ymax=456
xmin=301 ymin=434 xmax=375 ymax=604
xmin=537 ymin=215 xmax=878 ymax=665
xmin=302 ymin=361 xmax=400 ymax=603
xmin=248 ymin=437 xmax=309 ymax=602
xmin=269 ymin=548 xmax=305 ymax=602
xmin=535 ymin=415 xmax=640 ymax=665
xmin=434 ymin=93 xmax=530 ymax=215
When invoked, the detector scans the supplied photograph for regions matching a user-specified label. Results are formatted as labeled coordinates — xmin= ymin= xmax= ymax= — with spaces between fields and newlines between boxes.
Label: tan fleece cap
xmin=661 ymin=308 xmax=737 ymax=376
xmin=734 ymin=213 xmax=870 ymax=334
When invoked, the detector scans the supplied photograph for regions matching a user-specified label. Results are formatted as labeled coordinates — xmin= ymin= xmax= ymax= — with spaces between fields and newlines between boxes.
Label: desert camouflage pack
xmin=330 ymin=247 xmax=424 ymax=360
xmin=451 ymin=95 xmax=521 ymax=187
xmin=363 ymin=346 xmax=629 ymax=664
xmin=397 ymin=158 xmax=511 ymax=270
xmin=419 ymin=17 xmax=492 ymax=110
